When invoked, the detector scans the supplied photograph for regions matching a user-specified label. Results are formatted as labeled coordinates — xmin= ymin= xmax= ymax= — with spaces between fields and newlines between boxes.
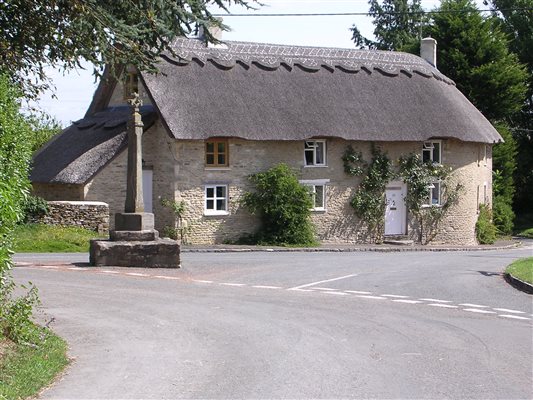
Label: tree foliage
xmin=351 ymin=0 xmax=426 ymax=51
xmin=428 ymin=0 xmax=528 ymax=121
xmin=242 ymin=164 xmax=316 ymax=246
xmin=0 ymin=0 xmax=255 ymax=97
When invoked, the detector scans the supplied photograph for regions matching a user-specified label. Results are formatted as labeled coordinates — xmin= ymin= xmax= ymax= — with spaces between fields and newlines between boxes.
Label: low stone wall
xmin=33 ymin=201 xmax=109 ymax=235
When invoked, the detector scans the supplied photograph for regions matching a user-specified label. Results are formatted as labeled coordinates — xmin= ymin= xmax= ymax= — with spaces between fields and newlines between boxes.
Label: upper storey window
xmin=422 ymin=141 xmax=441 ymax=164
xmin=304 ymin=140 xmax=326 ymax=167
xmin=205 ymin=139 xmax=228 ymax=167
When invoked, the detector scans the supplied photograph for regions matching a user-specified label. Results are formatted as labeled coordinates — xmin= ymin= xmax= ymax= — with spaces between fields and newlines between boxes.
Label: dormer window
xmin=304 ymin=140 xmax=326 ymax=167
xmin=123 ymin=72 xmax=139 ymax=100
xmin=422 ymin=141 xmax=441 ymax=164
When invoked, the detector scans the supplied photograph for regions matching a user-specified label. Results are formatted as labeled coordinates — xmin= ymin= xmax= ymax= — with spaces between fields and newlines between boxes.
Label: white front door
xmin=142 ymin=169 xmax=153 ymax=213
xmin=384 ymin=182 xmax=407 ymax=235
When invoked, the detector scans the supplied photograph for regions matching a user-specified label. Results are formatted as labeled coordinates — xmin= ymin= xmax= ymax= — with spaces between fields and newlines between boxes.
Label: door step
xmin=383 ymin=236 xmax=414 ymax=246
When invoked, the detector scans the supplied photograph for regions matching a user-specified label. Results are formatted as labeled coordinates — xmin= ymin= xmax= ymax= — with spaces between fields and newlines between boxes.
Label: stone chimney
xmin=198 ymin=18 xmax=223 ymax=41
xmin=420 ymin=37 xmax=437 ymax=68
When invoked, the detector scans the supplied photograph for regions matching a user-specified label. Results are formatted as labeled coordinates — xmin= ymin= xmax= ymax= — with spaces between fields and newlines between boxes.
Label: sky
xmin=34 ymin=0 xmax=462 ymax=126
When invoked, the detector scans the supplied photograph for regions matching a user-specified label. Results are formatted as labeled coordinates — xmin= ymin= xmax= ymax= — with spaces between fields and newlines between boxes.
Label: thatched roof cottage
xmin=31 ymin=37 xmax=500 ymax=245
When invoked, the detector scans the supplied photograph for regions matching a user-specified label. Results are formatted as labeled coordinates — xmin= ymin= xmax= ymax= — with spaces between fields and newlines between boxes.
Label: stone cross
xmin=124 ymin=93 xmax=144 ymax=213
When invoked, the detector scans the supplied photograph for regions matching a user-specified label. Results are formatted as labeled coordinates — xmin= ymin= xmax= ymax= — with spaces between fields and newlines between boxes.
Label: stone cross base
xmin=89 ymin=239 xmax=181 ymax=268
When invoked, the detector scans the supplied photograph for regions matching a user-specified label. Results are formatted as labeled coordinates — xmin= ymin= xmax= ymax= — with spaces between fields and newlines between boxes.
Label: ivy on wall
xmin=343 ymin=144 xmax=394 ymax=243
xmin=343 ymin=144 xmax=462 ymax=244
xmin=398 ymin=153 xmax=462 ymax=244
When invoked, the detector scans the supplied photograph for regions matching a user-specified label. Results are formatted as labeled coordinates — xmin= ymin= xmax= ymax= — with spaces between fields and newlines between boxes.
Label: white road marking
xmin=499 ymin=315 xmax=531 ymax=321
xmin=40 ymin=265 xmax=60 ymax=269
xmin=219 ymin=283 xmax=246 ymax=287
xmin=393 ymin=299 xmax=423 ymax=304
xmin=192 ymin=279 xmax=213 ymax=283
xmin=419 ymin=298 xmax=452 ymax=303
xmin=288 ymin=274 xmax=358 ymax=290
xmin=493 ymin=308 xmax=525 ymax=314
xmin=252 ymin=285 xmax=282 ymax=289
xmin=67 ymin=267 xmax=84 ymax=271
xmin=101 ymin=270 xmax=120 ymax=274
xmin=290 ymin=289 xmax=314 ymax=292
xmin=463 ymin=308 xmax=496 ymax=314
xmin=324 ymin=291 xmax=349 ymax=296
xmin=428 ymin=303 xmax=458 ymax=309
xmin=155 ymin=276 xmax=181 ymax=280
xmin=125 ymin=272 xmax=149 ymax=277
xmin=459 ymin=303 xmax=488 ymax=308
xmin=356 ymin=295 xmax=387 ymax=300
xmin=314 ymin=287 xmax=338 ymax=291
xmin=344 ymin=290 xmax=372 ymax=295
xmin=382 ymin=294 xmax=410 ymax=298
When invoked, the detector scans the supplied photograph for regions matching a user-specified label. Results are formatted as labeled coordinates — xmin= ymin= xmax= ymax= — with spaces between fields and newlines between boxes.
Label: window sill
xmin=204 ymin=211 xmax=229 ymax=216
xmin=421 ymin=204 xmax=442 ymax=209
xmin=205 ymin=167 xmax=231 ymax=171
xmin=304 ymin=165 xmax=328 ymax=168
xmin=311 ymin=208 xmax=326 ymax=213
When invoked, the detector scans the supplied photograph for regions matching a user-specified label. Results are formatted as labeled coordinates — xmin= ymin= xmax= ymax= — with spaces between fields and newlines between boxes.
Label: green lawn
xmin=13 ymin=223 xmax=106 ymax=253
xmin=0 ymin=328 xmax=69 ymax=399
xmin=506 ymin=257 xmax=533 ymax=285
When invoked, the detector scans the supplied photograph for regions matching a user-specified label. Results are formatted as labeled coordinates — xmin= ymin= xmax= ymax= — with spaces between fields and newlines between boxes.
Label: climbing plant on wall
xmin=398 ymin=153 xmax=462 ymax=244
xmin=343 ymin=145 xmax=462 ymax=244
xmin=343 ymin=144 xmax=394 ymax=243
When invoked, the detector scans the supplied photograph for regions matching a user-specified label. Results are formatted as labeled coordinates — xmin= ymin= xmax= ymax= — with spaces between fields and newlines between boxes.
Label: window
xmin=204 ymin=185 xmax=228 ymax=215
xmin=205 ymin=139 xmax=228 ymax=167
xmin=304 ymin=140 xmax=326 ymax=166
xmin=300 ymin=180 xmax=328 ymax=211
xmin=422 ymin=141 xmax=441 ymax=164
xmin=123 ymin=72 xmax=139 ymax=100
xmin=424 ymin=181 xmax=441 ymax=206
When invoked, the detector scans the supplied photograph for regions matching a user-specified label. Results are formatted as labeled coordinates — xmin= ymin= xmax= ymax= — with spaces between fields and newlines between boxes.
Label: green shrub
xmin=21 ymin=195 xmax=49 ymax=223
xmin=476 ymin=204 xmax=497 ymax=244
xmin=242 ymin=164 xmax=317 ymax=246
xmin=492 ymin=196 xmax=514 ymax=236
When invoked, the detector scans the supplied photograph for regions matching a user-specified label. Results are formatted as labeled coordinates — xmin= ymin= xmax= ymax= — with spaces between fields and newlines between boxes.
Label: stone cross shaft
xmin=125 ymin=93 xmax=144 ymax=213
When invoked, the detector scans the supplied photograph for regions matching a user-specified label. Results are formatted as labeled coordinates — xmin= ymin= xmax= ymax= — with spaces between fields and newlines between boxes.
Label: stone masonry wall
xmin=32 ymin=183 xmax=84 ymax=201
xmin=83 ymin=126 xmax=493 ymax=245
xmin=33 ymin=201 xmax=109 ymax=234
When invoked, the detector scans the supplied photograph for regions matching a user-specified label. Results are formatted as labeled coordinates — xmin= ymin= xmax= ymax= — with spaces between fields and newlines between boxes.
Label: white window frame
xmin=300 ymin=179 xmax=329 ymax=211
xmin=204 ymin=184 xmax=229 ymax=215
xmin=422 ymin=180 xmax=442 ymax=207
xmin=422 ymin=140 xmax=442 ymax=164
xmin=304 ymin=140 xmax=327 ymax=167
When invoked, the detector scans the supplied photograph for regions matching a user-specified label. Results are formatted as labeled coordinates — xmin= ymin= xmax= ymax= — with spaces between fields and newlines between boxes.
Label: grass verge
xmin=505 ymin=257 xmax=533 ymax=285
xmin=13 ymin=223 xmax=106 ymax=253
xmin=0 ymin=328 xmax=69 ymax=399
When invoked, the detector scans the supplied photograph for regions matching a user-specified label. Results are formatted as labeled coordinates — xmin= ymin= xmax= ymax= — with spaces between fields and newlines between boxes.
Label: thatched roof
xmin=32 ymin=38 xmax=501 ymax=185
xmin=141 ymin=38 xmax=500 ymax=144
xmin=31 ymin=106 xmax=157 ymax=184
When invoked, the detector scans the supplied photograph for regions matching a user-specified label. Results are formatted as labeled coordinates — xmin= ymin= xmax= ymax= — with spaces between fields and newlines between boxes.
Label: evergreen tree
xmin=486 ymin=0 xmax=533 ymax=213
xmin=350 ymin=0 xmax=427 ymax=51
xmin=0 ymin=0 xmax=255 ymax=98
xmin=427 ymin=0 xmax=528 ymax=121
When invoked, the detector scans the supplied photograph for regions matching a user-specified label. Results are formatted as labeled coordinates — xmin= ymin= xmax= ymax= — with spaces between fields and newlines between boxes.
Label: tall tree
xmin=428 ymin=0 xmax=528 ymax=121
xmin=485 ymin=0 xmax=533 ymax=213
xmin=0 ymin=0 xmax=254 ymax=98
xmin=350 ymin=0 xmax=427 ymax=51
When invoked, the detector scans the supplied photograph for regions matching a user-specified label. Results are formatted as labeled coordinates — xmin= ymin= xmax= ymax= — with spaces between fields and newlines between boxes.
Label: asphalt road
xmin=13 ymin=245 xmax=533 ymax=399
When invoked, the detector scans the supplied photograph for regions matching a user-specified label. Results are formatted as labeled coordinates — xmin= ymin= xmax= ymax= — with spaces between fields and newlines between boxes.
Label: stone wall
xmin=83 ymin=128 xmax=493 ymax=245
xmin=33 ymin=201 xmax=109 ymax=234
xmin=32 ymin=183 xmax=84 ymax=201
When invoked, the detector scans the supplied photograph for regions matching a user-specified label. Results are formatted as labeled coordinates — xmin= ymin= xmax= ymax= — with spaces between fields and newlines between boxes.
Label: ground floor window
xmin=424 ymin=181 xmax=441 ymax=206
xmin=205 ymin=185 xmax=228 ymax=215
xmin=300 ymin=180 xmax=328 ymax=211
